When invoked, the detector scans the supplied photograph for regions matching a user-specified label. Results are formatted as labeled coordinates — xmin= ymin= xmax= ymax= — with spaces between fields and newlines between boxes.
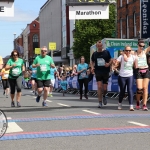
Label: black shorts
xmin=95 ymin=73 xmax=110 ymax=84
xmin=135 ymin=70 xmax=150 ymax=79
xmin=31 ymin=77 xmax=37 ymax=83
xmin=36 ymin=80 xmax=50 ymax=88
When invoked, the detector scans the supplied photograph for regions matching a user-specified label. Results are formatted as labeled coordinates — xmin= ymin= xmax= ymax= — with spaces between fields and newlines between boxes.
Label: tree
xmin=72 ymin=4 xmax=116 ymax=63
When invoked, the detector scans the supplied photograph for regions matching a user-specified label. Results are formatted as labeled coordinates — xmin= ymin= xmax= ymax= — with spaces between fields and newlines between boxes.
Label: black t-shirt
xmin=91 ymin=50 xmax=111 ymax=74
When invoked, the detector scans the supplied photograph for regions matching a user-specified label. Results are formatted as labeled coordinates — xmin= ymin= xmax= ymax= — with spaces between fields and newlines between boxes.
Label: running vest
xmin=137 ymin=51 xmax=148 ymax=68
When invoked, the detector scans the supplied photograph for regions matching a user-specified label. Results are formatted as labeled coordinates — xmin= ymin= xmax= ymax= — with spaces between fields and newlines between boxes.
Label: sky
xmin=0 ymin=0 xmax=47 ymax=58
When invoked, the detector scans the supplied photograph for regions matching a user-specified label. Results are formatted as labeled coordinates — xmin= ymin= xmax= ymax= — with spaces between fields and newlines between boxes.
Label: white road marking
xmin=128 ymin=121 xmax=148 ymax=127
xmin=46 ymin=100 xmax=52 ymax=102
xmin=57 ymin=103 xmax=70 ymax=107
xmin=6 ymin=117 xmax=23 ymax=133
xmin=7 ymin=117 xmax=11 ymax=120
xmin=82 ymin=110 xmax=100 ymax=115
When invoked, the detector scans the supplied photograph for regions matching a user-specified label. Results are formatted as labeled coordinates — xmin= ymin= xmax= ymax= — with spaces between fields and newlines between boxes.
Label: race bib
xmin=124 ymin=61 xmax=133 ymax=70
xmin=40 ymin=65 xmax=47 ymax=71
xmin=97 ymin=58 xmax=105 ymax=66
xmin=4 ymin=74 xmax=9 ymax=78
xmin=32 ymin=70 xmax=37 ymax=73
xmin=12 ymin=68 xmax=20 ymax=76
xmin=81 ymin=72 xmax=86 ymax=78
xmin=138 ymin=57 xmax=147 ymax=67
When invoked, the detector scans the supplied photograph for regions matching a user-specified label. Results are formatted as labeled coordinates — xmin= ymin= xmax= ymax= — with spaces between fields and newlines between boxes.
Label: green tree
xmin=72 ymin=4 xmax=116 ymax=63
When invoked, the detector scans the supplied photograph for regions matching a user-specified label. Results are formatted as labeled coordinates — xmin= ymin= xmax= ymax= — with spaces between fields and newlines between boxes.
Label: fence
xmin=54 ymin=74 xmax=150 ymax=101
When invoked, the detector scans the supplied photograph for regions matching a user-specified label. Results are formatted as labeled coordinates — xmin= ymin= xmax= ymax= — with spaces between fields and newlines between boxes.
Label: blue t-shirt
xmin=60 ymin=80 xmax=67 ymax=90
xmin=77 ymin=63 xmax=88 ymax=79
xmin=29 ymin=65 xmax=37 ymax=78
xmin=50 ymin=68 xmax=57 ymax=80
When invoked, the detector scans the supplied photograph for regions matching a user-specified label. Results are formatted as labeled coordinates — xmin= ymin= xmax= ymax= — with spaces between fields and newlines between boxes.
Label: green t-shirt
xmin=7 ymin=58 xmax=24 ymax=79
xmin=33 ymin=55 xmax=54 ymax=80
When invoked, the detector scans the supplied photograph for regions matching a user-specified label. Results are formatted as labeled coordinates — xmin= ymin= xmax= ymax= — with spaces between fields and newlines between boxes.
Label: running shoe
xmin=98 ymin=101 xmax=102 ymax=108
xmin=3 ymin=91 xmax=5 ymax=95
xmin=103 ymin=96 xmax=107 ymax=105
xmin=143 ymin=106 xmax=148 ymax=111
xmin=17 ymin=102 xmax=21 ymax=107
xmin=11 ymin=101 xmax=15 ymax=107
xmin=36 ymin=95 xmax=41 ymax=103
xmin=135 ymin=105 xmax=140 ymax=110
xmin=118 ymin=103 xmax=122 ymax=110
xmin=42 ymin=101 xmax=48 ymax=107
xmin=6 ymin=95 xmax=8 ymax=98
xmin=84 ymin=95 xmax=88 ymax=99
xmin=130 ymin=105 xmax=134 ymax=111
xmin=48 ymin=94 xmax=53 ymax=97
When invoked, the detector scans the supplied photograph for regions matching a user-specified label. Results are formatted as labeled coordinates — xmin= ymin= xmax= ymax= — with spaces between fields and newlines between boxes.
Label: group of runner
xmin=90 ymin=39 xmax=150 ymax=111
xmin=1 ymin=39 xmax=150 ymax=110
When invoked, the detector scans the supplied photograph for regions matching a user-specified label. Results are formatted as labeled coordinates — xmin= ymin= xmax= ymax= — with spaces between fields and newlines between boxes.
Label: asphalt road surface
xmin=0 ymin=87 xmax=150 ymax=150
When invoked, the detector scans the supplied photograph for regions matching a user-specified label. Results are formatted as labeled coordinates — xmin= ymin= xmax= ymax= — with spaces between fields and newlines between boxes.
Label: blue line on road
xmin=1 ymin=126 xmax=150 ymax=141
xmin=8 ymin=114 xmax=150 ymax=123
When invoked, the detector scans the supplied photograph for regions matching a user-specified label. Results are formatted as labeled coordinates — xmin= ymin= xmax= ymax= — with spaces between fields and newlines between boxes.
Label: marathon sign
xmin=0 ymin=1 xmax=14 ymax=17
xmin=69 ymin=5 xmax=109 ymax=19
xmin=141 ymin=0 xmax=150 ymax=39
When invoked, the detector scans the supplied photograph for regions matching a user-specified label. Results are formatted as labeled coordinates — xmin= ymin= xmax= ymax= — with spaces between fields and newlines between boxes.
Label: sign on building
xmin=141 ymin=0 xmax=150 ymax=39
xmin=67 ymin=0 xmax=109 ymax=20
xmin=0 ymin=1 xmax=14 ymax=17
xmin=49 ymin=42 xmax=56 ymax=50
xmin=35 ymin=48 xmax=41 ymax=54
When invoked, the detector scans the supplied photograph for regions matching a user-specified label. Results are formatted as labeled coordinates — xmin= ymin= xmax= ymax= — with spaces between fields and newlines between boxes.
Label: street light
xmin=13 ymin=33 xmax=16 ymax=49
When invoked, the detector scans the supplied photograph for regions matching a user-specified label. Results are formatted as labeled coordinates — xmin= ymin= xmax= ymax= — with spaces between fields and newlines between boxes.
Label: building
xmin=117 ymin=0 xmax=140 ymax=39
xmin=21 ymin=18 xmax=40 ymax=66
xmin=39 ymin=0 xmax=70 ymax=65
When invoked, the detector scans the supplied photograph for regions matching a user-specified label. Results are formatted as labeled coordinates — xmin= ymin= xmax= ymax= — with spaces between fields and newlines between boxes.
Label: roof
xmin=40 ymin=0 xmax=49 ymax=10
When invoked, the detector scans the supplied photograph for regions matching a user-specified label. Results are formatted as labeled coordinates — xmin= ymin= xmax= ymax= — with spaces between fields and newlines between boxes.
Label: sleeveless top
xmin=137 ymin=51 xmax=148 ymax=68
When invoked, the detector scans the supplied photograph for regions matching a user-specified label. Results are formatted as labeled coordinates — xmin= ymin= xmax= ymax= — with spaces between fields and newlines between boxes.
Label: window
xmin=120 ymin=0 xmax=122 ymax=7
xmin=33 ymin=34 xmax=39 ymax=42
xmin=62 ymin=31 xmax=66 ymax=47
xmin=126 ymin=15 xmax=129 ymax=38
xmin=120 ymin=18 xmax=122 ymax=39
xmin=62 ymin=16 xmax=66 ymax=26
xmin=133 ymin=12 xmax=136 ymax=37
xmin=62 ymin=0 xmax=66 ymax=6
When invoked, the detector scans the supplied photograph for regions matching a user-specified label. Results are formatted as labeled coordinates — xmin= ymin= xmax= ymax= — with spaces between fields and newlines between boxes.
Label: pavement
xmin=0 ymin=87 xmax=150 ymax=150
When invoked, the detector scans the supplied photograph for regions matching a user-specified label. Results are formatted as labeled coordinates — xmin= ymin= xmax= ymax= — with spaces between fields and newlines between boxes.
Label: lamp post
xmin=13 ymin=33 xmax=16 ymax=49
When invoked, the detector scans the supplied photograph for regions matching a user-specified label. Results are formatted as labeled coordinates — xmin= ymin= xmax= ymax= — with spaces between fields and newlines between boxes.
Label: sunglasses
xmin=139 ymin=44 xmax=145 ymax=48
xmin=13 ymin=54 xmax=18 ymax=56
xmin=41 ymin=50 xmax=47 ymax=52
xmin=125 ymin=50 xmax=131 ymax=52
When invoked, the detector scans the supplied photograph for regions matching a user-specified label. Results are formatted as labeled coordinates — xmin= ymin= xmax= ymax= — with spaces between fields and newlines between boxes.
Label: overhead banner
xmin=69 ymin=5 xmax=109 ymax=20
xmin=0 ymin=1 xmax=14 ymax=17
xmin=141 ymin=0 xmax=150 ymax=38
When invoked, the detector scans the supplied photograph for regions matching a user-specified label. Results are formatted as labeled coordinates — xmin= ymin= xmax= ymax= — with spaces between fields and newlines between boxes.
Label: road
xmin=0 ymin=87 xmax=150 ymax=150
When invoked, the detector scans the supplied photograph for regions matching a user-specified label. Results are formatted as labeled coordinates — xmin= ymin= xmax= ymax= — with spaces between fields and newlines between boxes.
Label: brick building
xmin=117 ymin=0 xmax=140 ymax=39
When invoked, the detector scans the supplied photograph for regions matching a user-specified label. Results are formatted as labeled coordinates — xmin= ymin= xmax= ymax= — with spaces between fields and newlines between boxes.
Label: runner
xmin=29 ymin=62 xmax=37 ymax=95
xmin=49 ymin=67 xmax=58 ymax=97
xmin=0 ymin=64 xmax=10 ymax=98
xmin=91 ymin=40 xmax=112 ymax=108
xmin=32 ymin=46 xmax=55 ymax=107
xmin=77 ymin=56 xmax=89 ymax=100
xmin=5 ymin=50 xmax=25 ymax=107
xmin=114 ymin=46 xmax=136 ymax=111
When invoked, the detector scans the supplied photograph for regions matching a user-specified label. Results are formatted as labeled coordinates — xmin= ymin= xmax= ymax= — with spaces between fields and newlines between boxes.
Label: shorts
xmin=31 ymin=77 xmax=37 ymax=83
xmin=36 ymin=80 xmax=50 ymax=88
xmin=95 ymin=73 xmax=110 ymax=84
xmin=135 ymin=69 xmax=149 ymax=79
xmin=50 ymin=79 xmax=55 ymax=87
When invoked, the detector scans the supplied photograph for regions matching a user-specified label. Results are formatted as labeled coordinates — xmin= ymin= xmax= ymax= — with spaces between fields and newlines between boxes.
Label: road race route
xmin=1 ymin=126 xmax=150 ymax=141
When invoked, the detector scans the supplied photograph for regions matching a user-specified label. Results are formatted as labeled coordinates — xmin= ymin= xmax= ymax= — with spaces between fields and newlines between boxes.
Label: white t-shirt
xmin=117 ymin=55 xmax=135 ymax=77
